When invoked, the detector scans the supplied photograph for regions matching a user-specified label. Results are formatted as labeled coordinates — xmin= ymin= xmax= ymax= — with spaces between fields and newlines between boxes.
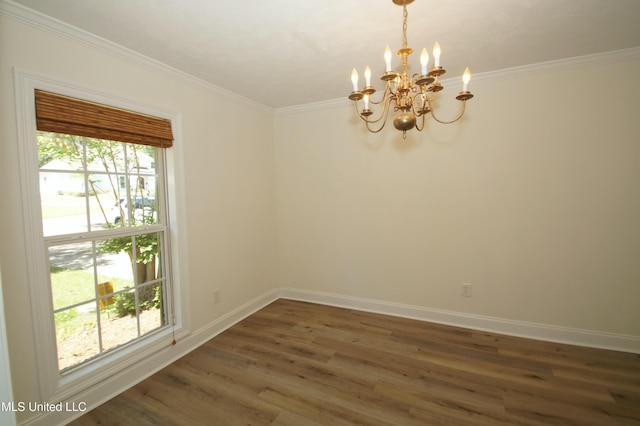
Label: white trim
xmin=470 ymin=46 xmax=640 ymax=85
xmin=278 ymin=288 xmax=640 ymax=354
xmin=0 ymin=0 xmax=272 ymax=113
xmin=25 ymin=288 xmax=280 ymax=426
xmin=275 ymin=47 xmax=640 ymax=115
xmin=0 ymin=268 xmax=17 ymax=426
xmin=13 ymin=68 xmax=55 ymax=400
xmin=274 ymin=98 xmax=351 ymax=116
xmin=188 ymin=289 xmax=280 ymax=341
xmin=13 ymin=68 xmax=191 ymax=405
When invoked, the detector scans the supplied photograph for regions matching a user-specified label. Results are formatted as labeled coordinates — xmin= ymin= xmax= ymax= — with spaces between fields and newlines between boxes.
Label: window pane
xmin=40 ymin=181 xmax=89 ymax=236
xmin=130 ymin=232 xmax=162 ymax=284
xmin=115 ymin=194 xmax=158 ymax=227
xmin=85 ymin=139 xmax=125 ymax=173
xmin=38 ymin=133 xmax=87 ymax=236
xmin=95 ymin=241 xmax=135 ymax=292
xmin=140 ymin=282 xmax=166 ymax=336
xmin=126 ymin=143 xmax=156 ymax=173
xmin=100 ymin=283 xmax=166 ymax=351
xmin=55 ymin=303 xmax=99 ymax=371
xmin=101 ymin=288 xmax=138 ymax=352
xmin=49 ymin=242 xmax=96 ymax=310
xmin=120 ymin=143 xmax=159 ymax=228
xmin=90 ymin=184 xmax=120 ymax=228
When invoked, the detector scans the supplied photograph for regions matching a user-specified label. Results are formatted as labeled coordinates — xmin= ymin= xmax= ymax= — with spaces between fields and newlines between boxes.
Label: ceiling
xmin=10 ymin=0 xmax=640 ymax=109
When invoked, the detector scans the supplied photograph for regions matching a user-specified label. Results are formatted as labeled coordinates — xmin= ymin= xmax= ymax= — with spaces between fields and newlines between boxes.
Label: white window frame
xmin=14 ymin=69 xmax=191 ymax=401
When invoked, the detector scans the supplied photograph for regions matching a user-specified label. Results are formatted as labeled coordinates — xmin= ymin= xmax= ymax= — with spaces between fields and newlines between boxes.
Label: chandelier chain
xmin=402 ymin=1 xmax=408 ymax=49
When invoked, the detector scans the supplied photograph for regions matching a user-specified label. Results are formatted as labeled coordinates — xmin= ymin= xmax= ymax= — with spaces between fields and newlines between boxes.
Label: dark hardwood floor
xmin=71 ymin=299 xmax=640 ymax=425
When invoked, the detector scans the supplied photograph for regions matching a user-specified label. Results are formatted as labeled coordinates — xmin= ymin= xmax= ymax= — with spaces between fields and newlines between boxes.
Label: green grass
xmin=51 ymin=267 xmax=132 ymax=339
xmin=50 ymin=267 xmax=131 ymax=307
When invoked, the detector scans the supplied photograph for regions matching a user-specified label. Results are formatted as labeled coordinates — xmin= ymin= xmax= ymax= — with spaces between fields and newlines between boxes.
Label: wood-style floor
xmin=71 ymin=299 xmax=640 ymax=425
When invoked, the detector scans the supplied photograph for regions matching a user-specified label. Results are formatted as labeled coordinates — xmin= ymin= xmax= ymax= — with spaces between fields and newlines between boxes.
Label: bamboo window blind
xmin=34 ymin=90 xmax=174 ymax=148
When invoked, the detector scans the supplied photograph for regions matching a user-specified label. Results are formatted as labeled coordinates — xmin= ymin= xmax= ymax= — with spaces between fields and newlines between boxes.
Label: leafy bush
xmin=109 ymin=285 xmax=162 ymax=317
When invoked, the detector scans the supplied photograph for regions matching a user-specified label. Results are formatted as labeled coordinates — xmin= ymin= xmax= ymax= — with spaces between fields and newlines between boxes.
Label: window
xmin=15 ymin=71 xmax=188 ymax=400
xmin=38 ymin=133 xmax=169 ymax=371
xmin=33 ymin=89 xmax=176 ymax=372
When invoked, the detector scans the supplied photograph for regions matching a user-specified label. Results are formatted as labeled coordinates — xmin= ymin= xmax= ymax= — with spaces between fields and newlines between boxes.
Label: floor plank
xmin=71 ymin=299 xmax=640 ymax=425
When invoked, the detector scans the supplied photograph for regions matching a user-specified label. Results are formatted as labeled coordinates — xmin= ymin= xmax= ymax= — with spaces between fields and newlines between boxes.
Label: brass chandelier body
xmin=348 ymin=0 xmax=473 ymax=138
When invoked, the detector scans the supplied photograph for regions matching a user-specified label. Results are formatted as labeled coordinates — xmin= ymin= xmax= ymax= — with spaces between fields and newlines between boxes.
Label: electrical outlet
xmin=213 ymin=288 xmax=221 ymax=304
xmin=461 ymin=283 xmax=472 ymax=297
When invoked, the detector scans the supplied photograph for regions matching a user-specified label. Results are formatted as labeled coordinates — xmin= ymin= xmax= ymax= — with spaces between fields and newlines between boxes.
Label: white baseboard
xmin=278 ymin=287 xmax=640 ymax=354
xmin=23 ymin=286 xmax=640 ymax=425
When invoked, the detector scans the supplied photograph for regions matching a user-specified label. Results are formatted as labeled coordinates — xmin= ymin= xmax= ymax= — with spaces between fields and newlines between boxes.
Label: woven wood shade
xmin=35 ymin=90 xmax=173 ymax=148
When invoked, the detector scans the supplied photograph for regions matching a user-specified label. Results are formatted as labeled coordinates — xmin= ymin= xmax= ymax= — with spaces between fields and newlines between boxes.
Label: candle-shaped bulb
xmin=462 ymin=67 xmax=471 ymax=92
xmin=364 ymin=94 xmax=370 ymax=110
xmin=433 ymin=41 xmax=441 ymax=67
xmin=364 ymin=66 xmax=372 ymax=87
xmin=384 ymin=45 xmax=392 ymax=72
xmin=351 ymin=68 xmax=359 ymax=91
xmin=420 ymin=48 xmax=429 ymax=75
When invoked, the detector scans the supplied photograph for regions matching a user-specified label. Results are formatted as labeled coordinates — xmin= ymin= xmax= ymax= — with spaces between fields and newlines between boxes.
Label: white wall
xmin=275 ymin=56 xmax=640 ymax=338
xmin=0 ymin=11 xmax=277 ymax=424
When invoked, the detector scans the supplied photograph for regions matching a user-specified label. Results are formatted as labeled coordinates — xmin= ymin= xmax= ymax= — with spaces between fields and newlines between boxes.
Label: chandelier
xmin=348 ymin=0 xmax=473 ymax=138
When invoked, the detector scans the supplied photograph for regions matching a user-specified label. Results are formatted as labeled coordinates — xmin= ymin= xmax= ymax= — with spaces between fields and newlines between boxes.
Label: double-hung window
xmin=40 ymin=134 xmax=169 ymax=371
xmin=15 ymin=72 xmax=186 ymax=400
xmin=35 ymin=90 xmax=175 ymax=372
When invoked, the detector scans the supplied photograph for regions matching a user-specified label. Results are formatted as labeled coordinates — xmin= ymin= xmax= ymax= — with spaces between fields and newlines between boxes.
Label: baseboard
xmin=21 ymin=285 xmax=639 ymax=425
xmin=278 ymin=288 xmax=640 ymax=354
xmin=24 ymin=288 xmax=280 ymax=426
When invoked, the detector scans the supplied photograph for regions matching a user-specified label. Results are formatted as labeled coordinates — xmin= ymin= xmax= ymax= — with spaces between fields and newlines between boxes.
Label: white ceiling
xmin=10 ymin=0 xmax=640 ymax=109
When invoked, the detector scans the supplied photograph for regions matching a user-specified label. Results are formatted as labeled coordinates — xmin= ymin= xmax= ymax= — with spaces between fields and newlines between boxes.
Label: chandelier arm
xmin=365 ymin=120 xmax=387 ymax=133
xmin=357 ymin=91 xmax=393 ymax=125
xmin=411 ymin=92 xmax=426 ymax=116
xmin=412 ymin=93 xmax=427 ymax=132
xmin=368 ymin=92 xmax=386 ymax=105
xmin=358 ymin=99 xmax=393 ymax=133
xmin=428 ymin=100 xmax=468 ymax=124
xmin=364 ymin=97 xmax=394 ymax=133
xmin=369 ymin=80 xmax=394 ymax=105
xmin=417 ymin=92 xmax=437 ymax=109
xmin=414 ymin=108 xmax=427 ymax=131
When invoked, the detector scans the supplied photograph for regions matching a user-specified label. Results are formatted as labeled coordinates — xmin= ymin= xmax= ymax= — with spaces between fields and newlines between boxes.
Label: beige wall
xmin=275 ymin=58 xmax=640 ymax=336
xmin=0 ymin=14 xmax=277 ymax=422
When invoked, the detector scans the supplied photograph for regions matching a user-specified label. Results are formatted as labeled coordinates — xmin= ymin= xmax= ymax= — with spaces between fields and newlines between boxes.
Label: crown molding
xmin=276 ymin=46 xmax=640 ymax=116
xmin=0 ymin=0 xmax=274 ymax=113
xmin=274 ymin=97 xmax=351 ymax=116
xmin=470 ymin=46 xmax=640 ymax=85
